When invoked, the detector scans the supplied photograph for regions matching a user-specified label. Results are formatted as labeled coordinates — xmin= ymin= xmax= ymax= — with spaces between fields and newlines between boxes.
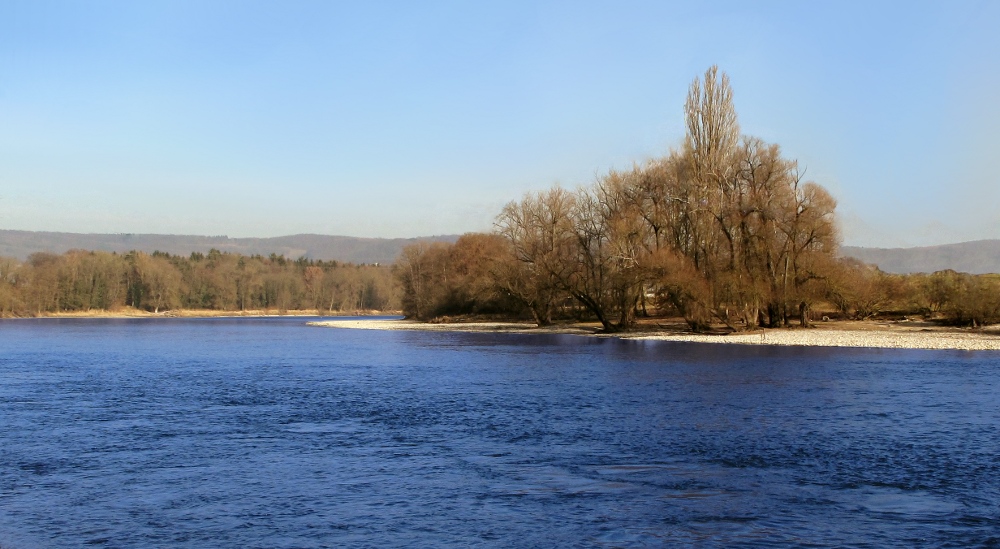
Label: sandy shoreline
xmin=308 ymin=319 xmax=1000 ymax=351
xmin=12 ymin=309 xmax=397 ymax=319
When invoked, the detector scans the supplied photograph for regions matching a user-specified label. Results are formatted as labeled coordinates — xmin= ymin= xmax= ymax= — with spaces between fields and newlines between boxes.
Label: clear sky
xmin=1 ymin=0 xmax=997 ymax=247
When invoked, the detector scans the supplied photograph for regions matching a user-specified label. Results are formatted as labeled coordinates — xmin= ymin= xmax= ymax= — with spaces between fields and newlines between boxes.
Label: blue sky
xmin=1 ymin=0 xmax=997 ymax=247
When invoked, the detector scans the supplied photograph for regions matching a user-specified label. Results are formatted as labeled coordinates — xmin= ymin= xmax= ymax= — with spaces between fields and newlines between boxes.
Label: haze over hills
xmin=2 ymin=230 xmax=998 ymax=274
xmin=0 ymin=230 xmax=459 ymax=265
xmin=840 ymin=240 xmax=1000 ymax=275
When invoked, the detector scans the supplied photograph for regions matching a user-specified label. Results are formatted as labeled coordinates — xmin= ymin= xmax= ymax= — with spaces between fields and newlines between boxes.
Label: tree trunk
xmin=530 ymin=304 xmax=552 ymax=327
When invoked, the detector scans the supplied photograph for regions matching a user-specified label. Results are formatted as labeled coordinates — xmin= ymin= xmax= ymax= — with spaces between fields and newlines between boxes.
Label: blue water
xmin=0 ymin=317 xmax=998 ymax=548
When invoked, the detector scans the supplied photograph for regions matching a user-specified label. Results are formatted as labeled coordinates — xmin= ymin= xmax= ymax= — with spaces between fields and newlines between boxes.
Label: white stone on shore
xmin=628 ymin=329 xmax=1000 ymax=351
xmin=307 ymin=320 xmax=1000 ymax=351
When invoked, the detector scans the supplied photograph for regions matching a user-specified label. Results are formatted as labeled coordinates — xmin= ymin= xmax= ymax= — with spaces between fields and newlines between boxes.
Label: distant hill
xmin=5 ymin=230 xmax=997 ymax=274
xmin=841 ymin=240 xmax=1000 ymax=274
xmin=0 ymin=230 xmax=460 ymax=264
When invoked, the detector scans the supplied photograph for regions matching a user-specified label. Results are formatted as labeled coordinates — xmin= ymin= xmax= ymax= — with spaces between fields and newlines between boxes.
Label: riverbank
xmin=307 ymin=318 xmax=1000 ymax=351
xmin=13 ymin=308 xmax=399 ymax=319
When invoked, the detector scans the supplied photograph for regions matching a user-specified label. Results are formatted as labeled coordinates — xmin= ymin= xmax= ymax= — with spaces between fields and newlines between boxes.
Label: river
xmin=1 ymin=317 xmax=997 ymax=547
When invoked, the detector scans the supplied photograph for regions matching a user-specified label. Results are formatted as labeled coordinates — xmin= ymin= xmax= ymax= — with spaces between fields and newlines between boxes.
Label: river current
xmin=0 ymin=317 xmax=998 ymax=548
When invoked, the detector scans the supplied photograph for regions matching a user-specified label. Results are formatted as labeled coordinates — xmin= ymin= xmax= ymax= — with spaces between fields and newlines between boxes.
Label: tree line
xmin=0 ymin=248 xmax=398 ymax=316
xmin=395 ymin=67 xmax=1000 ymax=330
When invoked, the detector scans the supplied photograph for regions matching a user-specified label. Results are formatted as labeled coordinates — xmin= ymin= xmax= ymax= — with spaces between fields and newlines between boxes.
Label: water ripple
xmin=0 ymin=317 xmax=998 ymax=547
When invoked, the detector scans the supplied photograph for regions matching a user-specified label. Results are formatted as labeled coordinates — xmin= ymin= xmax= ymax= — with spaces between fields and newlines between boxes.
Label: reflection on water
xmin=0 ymin=317 xmax=998 ymax=548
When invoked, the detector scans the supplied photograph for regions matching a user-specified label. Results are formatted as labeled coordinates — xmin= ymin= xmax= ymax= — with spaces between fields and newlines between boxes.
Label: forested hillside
xmin=0 ymin=230 xmax=458 ymax=264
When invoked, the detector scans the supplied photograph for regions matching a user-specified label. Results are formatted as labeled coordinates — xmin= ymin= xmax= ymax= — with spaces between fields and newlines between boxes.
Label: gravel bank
xmin=627 ymin=328 xmax=1000 ymax=351
xmin=309 ymin=319 xmax=1000 ymax=351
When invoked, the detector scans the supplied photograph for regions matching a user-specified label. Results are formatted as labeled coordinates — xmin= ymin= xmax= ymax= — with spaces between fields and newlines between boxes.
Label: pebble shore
xmin=308 ymin=319 xmax=1000 ymax=351
xmin=629 ymin=328 xmax=1000 ymax=351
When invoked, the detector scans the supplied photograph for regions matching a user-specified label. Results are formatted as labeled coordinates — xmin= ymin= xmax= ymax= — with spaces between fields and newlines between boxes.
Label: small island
xmin=378 ymin=68 xmax=1000 ymax=350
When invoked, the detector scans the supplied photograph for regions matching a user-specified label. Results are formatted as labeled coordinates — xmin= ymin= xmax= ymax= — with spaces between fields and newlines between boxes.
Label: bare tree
xmin=131 ymin=253 xmax=182 ymax=313
xmin=494 ymin=187 xmax=577 ymax=326
xmin=684 ymin=65 xmax=740 ymax=190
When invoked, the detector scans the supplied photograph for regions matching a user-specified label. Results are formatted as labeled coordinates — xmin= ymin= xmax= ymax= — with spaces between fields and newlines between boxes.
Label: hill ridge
xmin=2 ymin=229 xmax=997 ymax=273
xmin=841 ymin=239 xmax=1000 ymax=274
xmin=0 ymin=229 xmax=459 ymax=265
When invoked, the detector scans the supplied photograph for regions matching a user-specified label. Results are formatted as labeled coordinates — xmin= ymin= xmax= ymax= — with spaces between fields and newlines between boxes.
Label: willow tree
xmin=650 ymin=66 xmax=839 ymax=329
xmin=563 ymin=170 xmax=654 ymax=331
xmin=491 ymin=65 xmax=841 ymax=332
xmin=494 ymin=187 xmax=577 ymax=326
